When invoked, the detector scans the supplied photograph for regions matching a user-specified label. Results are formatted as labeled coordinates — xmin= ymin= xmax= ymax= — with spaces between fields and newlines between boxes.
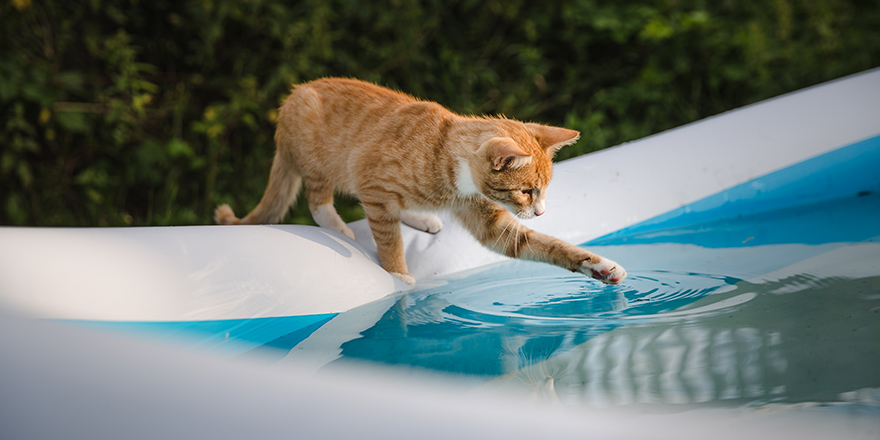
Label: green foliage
xmin=1 ymin=0 xmax=878 ymax=226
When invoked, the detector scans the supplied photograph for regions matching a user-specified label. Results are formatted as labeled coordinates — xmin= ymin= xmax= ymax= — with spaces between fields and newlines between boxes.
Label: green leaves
xmin=0 ymin=0 xmax=878 ymax=227
xmin=54 ymin=111 xmax=91 ymax=133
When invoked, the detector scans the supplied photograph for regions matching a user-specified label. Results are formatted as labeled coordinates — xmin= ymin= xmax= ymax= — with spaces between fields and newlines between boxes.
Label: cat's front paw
xmin=390 ymin=272 xmax=416 ymax=287
xmin=579 ymin=257 xmax=626 ymax=285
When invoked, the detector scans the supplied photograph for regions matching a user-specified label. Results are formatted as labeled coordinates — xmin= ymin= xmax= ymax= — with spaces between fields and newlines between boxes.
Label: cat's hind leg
xmin=311 ymin=204 xmax=356 ymax=240
xmin=400 ymin=210 xmax=443 ymax=234
xmin=305 ymin=182 xmax=356 ymax=240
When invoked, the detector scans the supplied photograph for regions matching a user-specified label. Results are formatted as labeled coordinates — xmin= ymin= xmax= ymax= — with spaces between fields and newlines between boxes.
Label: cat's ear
xmin=479 ymin=137 xmax=532 ymax=171
xmin=525 ymin=123 xmax=580 ymax=157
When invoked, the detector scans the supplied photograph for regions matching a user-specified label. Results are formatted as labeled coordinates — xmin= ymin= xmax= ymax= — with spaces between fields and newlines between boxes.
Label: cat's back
xmin=278 ymin=78 xmax=426 ymax=152
xmin=288 ymin=78 xmax=417 ymax=120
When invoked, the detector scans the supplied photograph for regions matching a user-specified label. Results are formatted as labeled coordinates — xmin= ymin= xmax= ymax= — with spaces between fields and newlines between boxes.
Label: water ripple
xmin=339 ymin=266 xmax=747 ymax=376
xmin=404 ymin=268 xmax=743 ymax=329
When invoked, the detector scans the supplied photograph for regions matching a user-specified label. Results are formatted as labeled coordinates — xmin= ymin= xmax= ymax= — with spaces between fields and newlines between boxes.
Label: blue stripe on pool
xmin=73 ymin=313 xmax=337 ymax=358
xmin=589 ymin=134 xmax=880 ymax=247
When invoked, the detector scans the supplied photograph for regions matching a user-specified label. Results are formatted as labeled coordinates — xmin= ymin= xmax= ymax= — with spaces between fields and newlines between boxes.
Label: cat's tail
xmin=214 ymin=149 xmax=303 ymax=225
xmin=214 ymin=204 xmax=241 ymax=225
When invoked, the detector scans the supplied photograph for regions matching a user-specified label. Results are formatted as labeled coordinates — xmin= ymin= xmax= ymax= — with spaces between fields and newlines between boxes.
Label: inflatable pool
xmin=1 ymin=69 xmax=879 ymax=438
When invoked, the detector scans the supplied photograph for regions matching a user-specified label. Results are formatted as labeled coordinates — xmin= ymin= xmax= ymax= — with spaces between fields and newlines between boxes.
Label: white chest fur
xmin=455 ymin=158 xmax=480 ymax=197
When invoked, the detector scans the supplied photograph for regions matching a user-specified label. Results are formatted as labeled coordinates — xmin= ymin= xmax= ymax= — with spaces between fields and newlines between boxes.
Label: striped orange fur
xmin=215 ymin=78 xmax=626 ymax=286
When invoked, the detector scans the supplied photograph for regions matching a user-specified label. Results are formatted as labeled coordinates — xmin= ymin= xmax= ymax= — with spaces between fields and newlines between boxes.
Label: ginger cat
xmin=215 ymin=78 xmax=626 ymax=286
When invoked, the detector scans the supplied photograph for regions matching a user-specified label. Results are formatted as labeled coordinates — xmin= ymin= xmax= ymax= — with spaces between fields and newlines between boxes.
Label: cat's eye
xmin=521 ymin=189 xmax=534 ymax=196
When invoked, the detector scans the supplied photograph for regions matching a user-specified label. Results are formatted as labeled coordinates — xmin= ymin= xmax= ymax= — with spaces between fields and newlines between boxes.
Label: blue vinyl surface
xmin=77 ymin=313 xmax=336 ymax=358
xmin=590 ymin=134 xmax=880 ymax=247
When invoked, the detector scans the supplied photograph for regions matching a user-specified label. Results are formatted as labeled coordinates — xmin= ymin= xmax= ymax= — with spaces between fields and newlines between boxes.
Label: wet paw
xmin=401 ymin=211 xmax=443 ymax=234
xmin=579 ymin=257 xmax=627 ymax=285
xmin=390 ymin=272 xmax=416 ymax=287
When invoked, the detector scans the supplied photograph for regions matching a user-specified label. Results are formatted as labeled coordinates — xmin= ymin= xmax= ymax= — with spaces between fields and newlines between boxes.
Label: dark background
xmin=2 ymin=0 xmax=878 ymax=227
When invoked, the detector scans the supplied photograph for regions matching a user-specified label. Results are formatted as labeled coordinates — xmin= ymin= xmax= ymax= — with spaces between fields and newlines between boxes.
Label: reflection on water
xmin=500 ymin=274 xmax=880 ymax=409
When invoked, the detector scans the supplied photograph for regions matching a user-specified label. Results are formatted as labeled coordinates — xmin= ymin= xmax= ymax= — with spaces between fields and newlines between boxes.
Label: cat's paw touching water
xmin=580 ymin=257 xmax=627 ymax=285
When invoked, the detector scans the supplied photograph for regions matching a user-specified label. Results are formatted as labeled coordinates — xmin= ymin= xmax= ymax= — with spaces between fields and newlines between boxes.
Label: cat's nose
xmin=534 ymin=207 xmax=544 ymax=216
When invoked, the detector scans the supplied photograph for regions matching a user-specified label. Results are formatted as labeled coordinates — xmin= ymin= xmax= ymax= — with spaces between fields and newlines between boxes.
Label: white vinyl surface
xmin=0 ymin=225 xmax=409 ymax=320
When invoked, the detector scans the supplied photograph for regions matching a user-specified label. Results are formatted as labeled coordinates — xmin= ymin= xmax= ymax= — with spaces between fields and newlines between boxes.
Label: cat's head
xmin=470 ymin=122 xmax=580 ymax=219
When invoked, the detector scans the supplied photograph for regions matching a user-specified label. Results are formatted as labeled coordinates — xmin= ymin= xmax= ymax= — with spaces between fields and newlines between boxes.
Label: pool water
xmin=323 ymin=191 xmax=880 ymax=411
xmin=334 ymin=266 xmax=741 ymax=376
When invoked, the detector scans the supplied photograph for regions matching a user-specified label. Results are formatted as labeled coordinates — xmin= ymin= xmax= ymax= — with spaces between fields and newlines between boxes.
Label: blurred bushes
xmin=1 ymin=0 xmax=878 ymax=226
